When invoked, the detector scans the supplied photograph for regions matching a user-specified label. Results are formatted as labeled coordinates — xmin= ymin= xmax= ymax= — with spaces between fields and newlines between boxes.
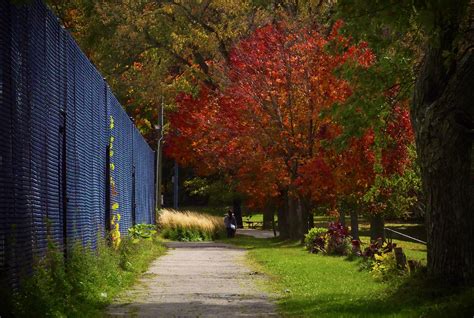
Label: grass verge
xmin=221 ymin=235 xmax=473 ymax=318
xmin=8 ymin=235 xmax=166 ymax=318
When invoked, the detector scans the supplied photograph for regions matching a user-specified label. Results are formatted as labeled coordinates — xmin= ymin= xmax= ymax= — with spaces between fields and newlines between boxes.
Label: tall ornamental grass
xmin=158 ymin=209 xmax=225 ymax=241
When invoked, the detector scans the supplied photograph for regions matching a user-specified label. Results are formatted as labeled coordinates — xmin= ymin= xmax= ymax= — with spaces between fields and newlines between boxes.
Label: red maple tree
xmin=166 ymin=20 xmax=376 ymax=238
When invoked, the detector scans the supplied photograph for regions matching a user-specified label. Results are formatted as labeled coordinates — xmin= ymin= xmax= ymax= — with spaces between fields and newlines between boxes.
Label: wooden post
xmin=394 ymin=247 xmax=407 ymax=269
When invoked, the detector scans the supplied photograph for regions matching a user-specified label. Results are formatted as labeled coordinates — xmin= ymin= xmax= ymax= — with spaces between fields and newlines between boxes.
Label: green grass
xmin=243 ymin=213 xmax=265 ymax=223
xmin=221 ymin=235 xmax=474 ymax=317
xmin=8 ymin=235 xmax=166 ymax=317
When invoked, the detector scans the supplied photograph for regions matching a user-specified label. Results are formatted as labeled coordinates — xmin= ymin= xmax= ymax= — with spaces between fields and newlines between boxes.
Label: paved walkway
xmin=237 ymin=229 xmax=277 ymax=239
xmin=108 ymin=241 xmax=278 ymax=317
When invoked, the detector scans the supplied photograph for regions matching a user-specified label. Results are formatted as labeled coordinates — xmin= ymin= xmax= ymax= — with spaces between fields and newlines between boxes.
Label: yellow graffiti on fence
xmin=109 ymin=115 xmax=121 ymax=249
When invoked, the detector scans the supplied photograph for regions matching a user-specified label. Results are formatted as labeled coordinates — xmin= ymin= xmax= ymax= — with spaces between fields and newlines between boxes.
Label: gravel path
xmin=107 ymin=241 xmax=278 ymax=317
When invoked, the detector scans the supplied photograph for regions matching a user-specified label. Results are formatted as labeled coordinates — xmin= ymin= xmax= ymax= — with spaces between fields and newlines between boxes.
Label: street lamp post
xmin=155 ymin=97 xmax=164 ymax=212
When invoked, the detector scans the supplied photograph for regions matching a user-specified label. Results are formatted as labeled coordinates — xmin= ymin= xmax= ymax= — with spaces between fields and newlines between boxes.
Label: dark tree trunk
xmin=339 ymin=209 xmax=346 ymax=227
xmin=232 ymin=198 xmax=243 ymax=229
xmin=302 ymin=198 xmax=314 ymax=234
xmin=301 ymin=197 xmax=312 ymax=235
xmin=410 ymin=4 xmax=474 ymax=284
xmin=272 ymin=216 xmax=277 ymax=237
xmin=300 ymin=203 xmax=311 ymax=243
xmin=307 ymin=208 xmax=314 ymax=230
xmin=288 ymin=195 xmax=304 ymax=239
xmin=370 ymin=214 xmax=384 ymax=241
xmin=277 ymin=191 xmax=290 ymax=239
xmin=262 ymin=205 xmax=273 ymax=230
xmin=412 ymin=17 xmax=474 ymax=283
xmin=287 ymin=196 xmax=297 ymax=238
xmin=350 ymin=210 xmax=359 ymax=241
xmin=296 ymin=198 xmax=305 ymax=239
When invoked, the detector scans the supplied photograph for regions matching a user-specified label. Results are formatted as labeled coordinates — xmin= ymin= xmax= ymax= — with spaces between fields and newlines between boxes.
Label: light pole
xmin=155 ymin=97 xmax=164 ymax=212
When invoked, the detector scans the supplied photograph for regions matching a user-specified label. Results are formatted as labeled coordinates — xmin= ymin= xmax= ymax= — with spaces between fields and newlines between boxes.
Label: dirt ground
xmin=107 ymin=241 xmax=278 ymax=317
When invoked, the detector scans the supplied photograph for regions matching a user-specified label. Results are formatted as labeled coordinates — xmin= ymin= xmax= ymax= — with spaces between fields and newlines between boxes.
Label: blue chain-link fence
xmin=0 ymin=0 xmax=156 ymax=287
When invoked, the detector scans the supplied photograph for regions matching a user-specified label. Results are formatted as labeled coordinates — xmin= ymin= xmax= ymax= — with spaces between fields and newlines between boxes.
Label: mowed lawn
xmin=221 ymin=235 xmax=474 ymax=318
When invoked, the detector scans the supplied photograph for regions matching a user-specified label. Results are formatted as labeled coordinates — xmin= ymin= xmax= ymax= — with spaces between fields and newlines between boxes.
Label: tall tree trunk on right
xmin=412 ymin=6 xmax=474 ymax=284
xmin=413 ymin=37 xmax=474 ymax=285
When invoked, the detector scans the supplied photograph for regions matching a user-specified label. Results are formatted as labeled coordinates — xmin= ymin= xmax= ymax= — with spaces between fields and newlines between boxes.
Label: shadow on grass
xmin=219 ymin=235 xmax=301 ymax=250
xmin=280 ymin=277 xmax=474 ymax=318
xmin=223 ymin=235 xmax=472 ymax=318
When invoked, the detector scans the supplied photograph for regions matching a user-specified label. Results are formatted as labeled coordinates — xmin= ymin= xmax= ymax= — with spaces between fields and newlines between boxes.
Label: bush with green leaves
xmin=161 ymin=227 xmax=215 ymax=242
xmin=305 ymin=223 xmax=352 ymax=256
xmin=362 ymin=147 xmax=421 ymax=219
xmin=128 ymin=223 xmax=157 ymax=241
xmin=304 ymin=227 xmax=327 ymax=253
xmin=10 ymin=234 xmax=165 ymax=317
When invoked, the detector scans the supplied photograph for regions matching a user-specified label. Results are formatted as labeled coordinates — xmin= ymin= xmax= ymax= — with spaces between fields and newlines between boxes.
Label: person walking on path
xmin=224 ymin=210 xmax=237 ymax=238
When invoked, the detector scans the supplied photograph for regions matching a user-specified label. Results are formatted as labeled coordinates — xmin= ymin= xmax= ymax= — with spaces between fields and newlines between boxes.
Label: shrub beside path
xmin=107 ymin=238 xmax=278 ymax=317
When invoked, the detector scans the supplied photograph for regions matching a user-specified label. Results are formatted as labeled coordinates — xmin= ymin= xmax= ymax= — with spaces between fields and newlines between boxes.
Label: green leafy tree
xmin=335 ymin=0 xmax=474 ymax=285
xmin=184 ymin=177 xmax=239 ymax=207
